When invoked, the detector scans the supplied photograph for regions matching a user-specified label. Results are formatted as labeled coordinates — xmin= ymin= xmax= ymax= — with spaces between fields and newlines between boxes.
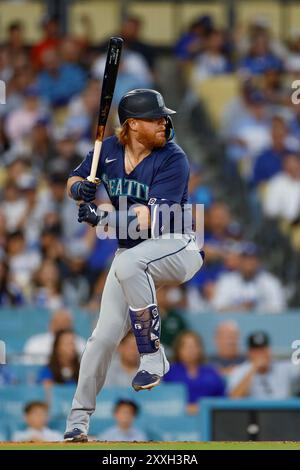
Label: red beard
xmin=136 ymin=127 xmax=166 ymax=149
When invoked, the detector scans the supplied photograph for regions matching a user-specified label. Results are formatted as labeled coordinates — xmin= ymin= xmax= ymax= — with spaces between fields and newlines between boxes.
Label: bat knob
xmin=87 ymin=176 xmax=101 ymax=185
xmin=110 ymin=37 xmax=124 ymax=45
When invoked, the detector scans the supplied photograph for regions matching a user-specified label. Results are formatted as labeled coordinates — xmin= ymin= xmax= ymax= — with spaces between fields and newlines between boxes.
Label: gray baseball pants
xmin=66 ymin=233 xmax=202 ymax=433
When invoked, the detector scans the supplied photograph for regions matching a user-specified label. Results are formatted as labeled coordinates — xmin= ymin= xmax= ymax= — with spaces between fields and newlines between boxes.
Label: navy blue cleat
xmin=64 ymin=428 xmax=88 ymax=442
xmin=132 ymin=370 xmax=161 ymax=391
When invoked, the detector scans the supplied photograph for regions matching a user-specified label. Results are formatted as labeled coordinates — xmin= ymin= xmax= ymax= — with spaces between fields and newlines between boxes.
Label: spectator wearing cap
xmin=174 ymin=15 xmax=214 ymax=61
xmin=211 ymin=321 xmax=246 ymax=377
xmin=228 ymin=331 xmax=300 ymax=398
xmin=98 ymin=399 xmax=147 ymax=442
xmin=263 ymin=150 xmax=300 ymax=223
xmin=212 ymin=242 xmax=286 ymax=313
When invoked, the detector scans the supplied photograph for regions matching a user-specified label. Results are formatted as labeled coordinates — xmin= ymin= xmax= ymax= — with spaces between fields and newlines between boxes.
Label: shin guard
xmin=129 ymin=305 xmax=161 ymax=354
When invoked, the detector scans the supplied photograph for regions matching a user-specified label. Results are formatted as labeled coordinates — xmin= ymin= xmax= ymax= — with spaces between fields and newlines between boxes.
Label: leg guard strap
xmin=129 ymin=305 xmax=161 ymax=354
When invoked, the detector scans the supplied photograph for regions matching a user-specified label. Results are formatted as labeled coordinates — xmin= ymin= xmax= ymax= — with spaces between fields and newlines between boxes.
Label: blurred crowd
xmin=1 ymin=12 xmax=299 ymax=314
xmin=1 ymin=8 xmax=300 ymax=442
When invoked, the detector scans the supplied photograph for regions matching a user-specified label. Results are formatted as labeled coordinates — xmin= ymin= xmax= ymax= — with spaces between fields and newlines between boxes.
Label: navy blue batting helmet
xmin=118 ymin=89 xmax=176 ymax=141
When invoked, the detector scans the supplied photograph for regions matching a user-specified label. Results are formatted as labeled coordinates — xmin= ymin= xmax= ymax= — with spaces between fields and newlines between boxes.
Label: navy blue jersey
xmin=70 ymin=135 xmax=191 ymax=247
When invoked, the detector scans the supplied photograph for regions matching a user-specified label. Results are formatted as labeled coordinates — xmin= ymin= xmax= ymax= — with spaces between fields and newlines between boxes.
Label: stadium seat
xmin=142 ymin=415 xmax=201 ymax=441
xmin=0 ymin=385 xmax=45 ymax=420
xmin=0 ymin=308 xmax=51 ymax=355
xmin=0 ymin=1 xmax=44 ymax=44
xmin=128 ymin=2 xmax=176 ymax=46
xmin=133 ymin=383 xmax=187 ymax=418
xmin=191 ymin=74 xmax=239 ymax=128
xmin=87 ymin=417 xmax=116 ymax=438
xmin=236 ymin=0 xmax=282 ymax=38
xmin=48 ymin=417 xmax=67 ymax=435
xmin=93 ymin=384 xmax=187 ymax=420
xmin=285 ymin=4 xmax=300 ymax=40
xmin=72 ymin=308 xmax=93 ymax=340
xmin=184 ymin=312 xmax=300 ymax=357
xmin=68 ymin=0 xmax=119 ymax=44
xmin=0 ymin=421 xmax=9 ymax=442
xmin=9 ymin=364 xmax=41 ymax=385
xmin=0 ymin=308 xmax=91 ymax=357
xmin=6 ymin=420 xmax=26 ymax=442
xmin=49 ymin=384 xmax=188 ymax=440
xmin=49 ymin=385 xmax=77 ymax=419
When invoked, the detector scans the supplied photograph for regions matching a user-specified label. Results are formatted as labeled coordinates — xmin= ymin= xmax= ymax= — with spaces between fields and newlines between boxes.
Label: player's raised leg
xmin=114 ymin=234 xmax=203 ymax=391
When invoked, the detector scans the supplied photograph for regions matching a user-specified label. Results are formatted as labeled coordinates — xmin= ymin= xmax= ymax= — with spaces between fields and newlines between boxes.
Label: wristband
xmin=70 ymin=181 xmax=82 ymax=201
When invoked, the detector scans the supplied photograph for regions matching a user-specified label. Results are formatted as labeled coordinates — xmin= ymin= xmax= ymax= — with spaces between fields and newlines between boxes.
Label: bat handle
xmin=87 ymin=139 xmax=102 ymax=182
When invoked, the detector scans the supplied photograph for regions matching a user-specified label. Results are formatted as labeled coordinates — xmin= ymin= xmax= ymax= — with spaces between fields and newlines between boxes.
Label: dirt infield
xmin=1 ymin=441 xmax=300 ymax=450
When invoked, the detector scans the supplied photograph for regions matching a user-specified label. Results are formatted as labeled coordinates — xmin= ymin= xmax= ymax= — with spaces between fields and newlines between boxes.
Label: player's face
xmin=133 ymin=117 xmax=167 ymax=148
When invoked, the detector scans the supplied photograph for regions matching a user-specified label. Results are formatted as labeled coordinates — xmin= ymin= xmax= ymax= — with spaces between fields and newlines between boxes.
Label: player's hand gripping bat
xmin=87 ymin=36 xmax=123 ymax=183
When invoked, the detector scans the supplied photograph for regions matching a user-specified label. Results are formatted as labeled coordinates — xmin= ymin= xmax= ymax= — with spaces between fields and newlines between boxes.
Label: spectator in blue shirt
xmin=239 ymin=32 xmax=282 ymax=76
xmin=37 ymin=49 xmax=87 ymax=107
xmin=174 ymin=15 xmax=214 ymax=61
xmin=252 ymin=116 xmax=289 ymax=187
xmin=164 ymin=331 xmax=226 ymax=415
xmin=38 ymin=329 xmax=80 ymax=386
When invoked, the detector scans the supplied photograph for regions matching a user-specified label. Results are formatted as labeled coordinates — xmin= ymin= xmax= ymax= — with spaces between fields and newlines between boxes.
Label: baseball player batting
xmin=64 ymin=89 xmax=204 ymax=442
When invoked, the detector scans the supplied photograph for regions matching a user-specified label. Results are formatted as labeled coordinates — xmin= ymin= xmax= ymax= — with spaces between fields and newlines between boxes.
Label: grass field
xmin=1 ymin=441 xmax=300 ymax=450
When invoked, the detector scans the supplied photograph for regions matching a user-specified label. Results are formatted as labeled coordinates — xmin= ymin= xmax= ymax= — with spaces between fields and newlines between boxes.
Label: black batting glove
xmin=78 ymin=203 xmax=100 ymax=227
xmin=71 ymin=179 xmax=98 ymax=202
